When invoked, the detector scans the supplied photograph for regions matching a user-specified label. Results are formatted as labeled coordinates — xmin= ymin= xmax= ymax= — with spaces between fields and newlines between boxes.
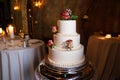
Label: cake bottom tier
xmin=35 ymin=59 xmax=95 ymax=80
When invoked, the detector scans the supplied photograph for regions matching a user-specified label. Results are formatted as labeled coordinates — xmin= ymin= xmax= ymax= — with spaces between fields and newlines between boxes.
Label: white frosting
xmin=54 ymin=33 xmax=80 ymax=49
xmin=48 ymin=45 xmax=85 ymax=68
xmin=57 ymin=20 xmax=77 ymax=34
xmin=46 ymin=20 xmax=85 ymax=68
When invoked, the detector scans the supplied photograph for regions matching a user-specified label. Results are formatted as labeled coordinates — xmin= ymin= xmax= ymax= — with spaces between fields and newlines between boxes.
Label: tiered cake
xmin=47 ymin=20 xmax=85 ymax=68
xmin=35 ymin=9 xmax=94 ymax=80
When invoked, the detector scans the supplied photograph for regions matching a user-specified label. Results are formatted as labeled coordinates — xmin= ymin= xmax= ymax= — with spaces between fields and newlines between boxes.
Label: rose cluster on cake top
xmin=61 ymin=8 xmax=78 ymax=20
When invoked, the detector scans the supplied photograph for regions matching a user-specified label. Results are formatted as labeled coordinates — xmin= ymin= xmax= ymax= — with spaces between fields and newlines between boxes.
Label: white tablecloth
xmin=86 ymin=35 xmax=120 ymax=80
xmin=0 ymin=39 xmax=46 ymax=80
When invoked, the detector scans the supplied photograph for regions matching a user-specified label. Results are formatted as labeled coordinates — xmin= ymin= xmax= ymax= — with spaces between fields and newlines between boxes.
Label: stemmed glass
xmin=18 ymin=29 xmax=24 ymax=39
xmin=0 ymin=30 xmax=8 ymax=50
xmin=3 ymin=36 xmax=8 ymax=50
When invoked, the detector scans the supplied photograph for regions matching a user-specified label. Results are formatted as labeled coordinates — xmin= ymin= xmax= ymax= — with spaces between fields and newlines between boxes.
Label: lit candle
xmin=8 ymin=25 xmax=14 ymax=39
xmin=105 ymin=34 xmax=111 ymax=38
xmin=0 ymin=28 xmax=2 ymax=34
xmin=118 ymin=35 xmax=120 ymax=38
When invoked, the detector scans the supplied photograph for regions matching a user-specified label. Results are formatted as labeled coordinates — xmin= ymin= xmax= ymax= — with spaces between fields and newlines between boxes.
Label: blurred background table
xmin=0 ymin=39 xmax=46 ymax=80
xmin=86 ymin=35 xmax=120 ymax=80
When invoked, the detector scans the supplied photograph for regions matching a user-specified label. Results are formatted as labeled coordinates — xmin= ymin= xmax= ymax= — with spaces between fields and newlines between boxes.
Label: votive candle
xmin=105 ymin=34 xmax=111 ymax=38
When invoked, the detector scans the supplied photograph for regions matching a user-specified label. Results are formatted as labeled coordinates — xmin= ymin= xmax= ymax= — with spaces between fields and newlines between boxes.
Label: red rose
xmin=62 ymin=15 xmax=70 ymax=19
xmin=61 ymin=10 xmax=70 ymax=19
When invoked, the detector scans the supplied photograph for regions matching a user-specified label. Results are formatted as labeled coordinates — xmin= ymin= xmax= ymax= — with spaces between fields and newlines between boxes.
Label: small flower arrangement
xmin=48 ymin=40 xmax=54 ymax=48
xmin=52 ymin=26 xmax=57 ymax=34
xmin=61 ymin=9 xmax=78 ymax=20
xmin=63 ymin=39 xmax=73 ymax=50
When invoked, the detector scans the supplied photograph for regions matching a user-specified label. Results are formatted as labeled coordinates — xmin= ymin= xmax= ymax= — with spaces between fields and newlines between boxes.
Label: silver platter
xmin=35 ymin=58 xmax=94 ymax=80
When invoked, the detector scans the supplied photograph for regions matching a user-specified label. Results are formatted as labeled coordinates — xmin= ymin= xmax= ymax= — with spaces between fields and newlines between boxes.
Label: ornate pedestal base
xmin=35 ymin=59 xmax=94 ymax=80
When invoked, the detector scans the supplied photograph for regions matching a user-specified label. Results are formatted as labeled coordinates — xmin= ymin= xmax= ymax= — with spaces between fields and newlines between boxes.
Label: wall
xmin=0 ymin=0 xmax=11 ymax=30
xmin=10 ymin=0 xmax=120 ymax=44
xmin=28 ymin=0 xmax=91 ymax=43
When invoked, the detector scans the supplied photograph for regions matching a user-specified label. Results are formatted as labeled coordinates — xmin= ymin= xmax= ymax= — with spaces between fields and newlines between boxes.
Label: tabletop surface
xmin=90 ymin=35 xmax=120 ymax=41
xmin=86 ymin=35 xmax=120 ymax=80
xmin=0 ymin=38 xmax=45 ymax=51
xmin=0 ymin=38 xmax=46 ymax=80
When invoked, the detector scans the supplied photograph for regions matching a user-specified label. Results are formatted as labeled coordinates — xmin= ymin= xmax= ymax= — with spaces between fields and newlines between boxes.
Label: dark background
xmin=0 ymin=0 xmax=120 ymax=46
xmin=0 ymin=0 xmax=11 ymax=30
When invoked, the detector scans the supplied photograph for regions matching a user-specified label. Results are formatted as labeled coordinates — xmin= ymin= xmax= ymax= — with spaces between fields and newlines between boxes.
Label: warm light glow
xmin=0 ymin=28 xmax=2 ymax=33
xmin=2 ymin=30 xmax=5 ymax=36
xmin=118 ymin=35 xmax=120 ymax=37
xmin=29 ymin=15 xmax=32 ymax=18
xmin=8 ymin=25 xmax=15 ymax=39
xmin=105 ymin=34 xmax=111 ymax=38
xmin=8 ymin=25 xmax=14 ymax=32
xmin=28 ymin=9 xmax=31 ymax=12
xmin=97 ymin=36 xmax=106 ymax=40
xmin=83 ymin=15 xmax=88 ymax=19
xmin=34 ymin=0 xmax=44 ymax=8
xmin=14 ymin=0 xmax=20 ymax=10
xmin=14 ymin=6 xmax=20 ymax=10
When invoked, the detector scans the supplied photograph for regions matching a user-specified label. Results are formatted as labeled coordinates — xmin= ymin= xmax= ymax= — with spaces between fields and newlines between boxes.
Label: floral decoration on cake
xmin=61 ymin=9 xmax=78 ymax=20
xmin=48 ymin=40 xmax=54 ymax=48
xmin=63 ymin=39 xmax=73 ymax=50
xmin=52 ymin=26 xmax=57 ymax=34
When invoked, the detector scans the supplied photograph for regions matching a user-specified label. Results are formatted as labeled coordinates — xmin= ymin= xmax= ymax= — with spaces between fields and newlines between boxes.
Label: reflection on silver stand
xmin=35 ymin=58 xmax=95 ymax=80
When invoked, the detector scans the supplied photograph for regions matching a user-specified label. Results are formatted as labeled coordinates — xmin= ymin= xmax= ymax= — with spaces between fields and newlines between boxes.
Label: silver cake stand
xmin=35 ymin=58 xmax=95 ymax=80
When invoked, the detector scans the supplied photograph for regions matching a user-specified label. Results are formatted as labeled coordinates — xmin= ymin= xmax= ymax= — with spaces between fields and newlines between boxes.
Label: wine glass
xmin=3 ymin=36 xmax=8 ymax=50
xmin=18 ymin=29 xmax=25 ymax=40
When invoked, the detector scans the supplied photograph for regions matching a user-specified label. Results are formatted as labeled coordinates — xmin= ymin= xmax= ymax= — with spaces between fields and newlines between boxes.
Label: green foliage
xmin=70 ymin=15 xmax=78 ymax=20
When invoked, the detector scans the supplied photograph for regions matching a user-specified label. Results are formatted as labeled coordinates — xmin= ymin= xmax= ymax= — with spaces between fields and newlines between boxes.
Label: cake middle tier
xmin=54 ymin=33 xmax=80 ymax=49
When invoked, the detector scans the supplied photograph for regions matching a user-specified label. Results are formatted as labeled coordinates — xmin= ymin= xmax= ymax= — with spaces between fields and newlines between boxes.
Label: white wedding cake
xmin=46 ymin=9 xmax=85 ymax=68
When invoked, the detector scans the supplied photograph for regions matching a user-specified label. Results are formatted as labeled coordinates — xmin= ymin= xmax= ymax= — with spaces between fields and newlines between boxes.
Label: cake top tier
xmin=60 ymin=9 xmax=78 ymax=20
xmin=57 ymin=20 xmax=77 ymax=34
